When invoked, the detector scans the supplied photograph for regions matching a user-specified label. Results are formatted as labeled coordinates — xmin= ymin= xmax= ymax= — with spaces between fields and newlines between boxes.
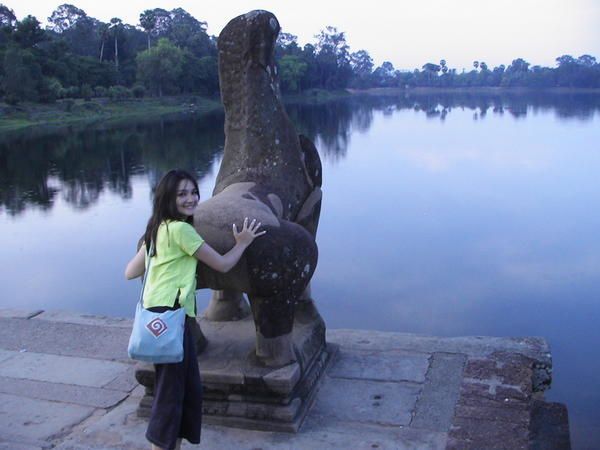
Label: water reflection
xmin=2 ymin=92 xmax=599 ymax=216
xmin=0 ymin=112 xmax=225 ymax=216
xmin=1 ymin=92 xmax=600 ymax=448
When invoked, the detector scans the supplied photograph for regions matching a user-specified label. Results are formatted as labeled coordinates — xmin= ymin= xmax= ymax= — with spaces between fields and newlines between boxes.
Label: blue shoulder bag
xmin=127 ymin=242 xmax=186 ymax=364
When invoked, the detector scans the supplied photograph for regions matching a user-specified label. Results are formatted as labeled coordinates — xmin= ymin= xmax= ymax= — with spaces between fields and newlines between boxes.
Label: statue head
xmin=218 ymin=10 xmax=281 ymax=108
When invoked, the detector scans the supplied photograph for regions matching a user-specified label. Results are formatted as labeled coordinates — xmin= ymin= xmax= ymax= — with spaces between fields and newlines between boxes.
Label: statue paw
xmin=255 ymin=331 xmax=296 ymax=368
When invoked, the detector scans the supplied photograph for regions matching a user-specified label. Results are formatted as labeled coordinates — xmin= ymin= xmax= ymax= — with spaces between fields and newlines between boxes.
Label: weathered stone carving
xmin=193 ymin=10 xmax=323 ymax=368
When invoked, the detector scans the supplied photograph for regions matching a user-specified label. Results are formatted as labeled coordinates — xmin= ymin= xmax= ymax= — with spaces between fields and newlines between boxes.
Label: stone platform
xmin=135 ymin=305 xmax=332 ymax=432
xmin=0 ymin=308 xmax=570 ymax=449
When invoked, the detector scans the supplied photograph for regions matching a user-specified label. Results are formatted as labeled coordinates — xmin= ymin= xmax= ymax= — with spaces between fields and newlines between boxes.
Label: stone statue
xmin=193 ymin=10 xmax=323 ymax=368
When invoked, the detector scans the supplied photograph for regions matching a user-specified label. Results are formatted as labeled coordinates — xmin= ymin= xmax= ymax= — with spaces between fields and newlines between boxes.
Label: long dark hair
xmin=144 ymin=169 xmax=199 ymax=255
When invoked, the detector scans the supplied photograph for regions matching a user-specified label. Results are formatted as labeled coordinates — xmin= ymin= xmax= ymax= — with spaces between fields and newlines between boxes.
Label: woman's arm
xmin=194 ymin=218 xmax=265 ymax=273
xmin=125 ymin=245 xmax=146 ymax=280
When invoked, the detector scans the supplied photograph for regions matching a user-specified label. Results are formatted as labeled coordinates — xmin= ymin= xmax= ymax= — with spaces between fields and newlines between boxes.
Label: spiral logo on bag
xmin=146 ymin=318 xmax=168 ymax=338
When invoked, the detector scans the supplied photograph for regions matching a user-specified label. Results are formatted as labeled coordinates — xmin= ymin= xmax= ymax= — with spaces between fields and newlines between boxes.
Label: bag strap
xmin=138 ymin=241 xmax=154 ymax=307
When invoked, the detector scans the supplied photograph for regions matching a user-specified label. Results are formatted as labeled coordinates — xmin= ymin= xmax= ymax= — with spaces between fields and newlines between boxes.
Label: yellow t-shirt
xmin=143 ymin=221 xmax=204 ymax=317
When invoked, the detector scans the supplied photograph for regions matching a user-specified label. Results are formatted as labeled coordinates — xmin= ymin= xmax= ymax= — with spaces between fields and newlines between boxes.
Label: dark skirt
xmin=146 ymin=316 xmax=203 ymax=450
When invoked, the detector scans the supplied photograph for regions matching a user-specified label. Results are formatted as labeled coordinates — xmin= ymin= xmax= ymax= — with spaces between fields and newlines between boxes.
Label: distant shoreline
xmin=2 ymin=87 xmax=600 ymax=134
xmin=349 ymin=86 xmax=600 ymax=95
xmin=0 ymin=96 xmax=222 ymax=134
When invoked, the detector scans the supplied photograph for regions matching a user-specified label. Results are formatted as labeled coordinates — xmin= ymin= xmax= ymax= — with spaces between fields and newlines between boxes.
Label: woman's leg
xmin=146 ymin=359 xmax=186 ymax=449
xmin=178 ymin=318 xmax=203 ymax=444
xmin=150 ymin=438 xmax=180 ymax=450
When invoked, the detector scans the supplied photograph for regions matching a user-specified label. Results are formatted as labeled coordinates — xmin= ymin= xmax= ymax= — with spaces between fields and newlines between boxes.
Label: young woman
xmin=125 ymin=169 xmax=265 ymax=450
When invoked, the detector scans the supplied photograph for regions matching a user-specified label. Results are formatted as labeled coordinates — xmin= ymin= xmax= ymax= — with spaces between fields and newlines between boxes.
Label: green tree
xmin=13 ymin=15 xmax=46 ymax=48
xmin=148 ymin=8 xmax=172 ymax=36
xmin=47 ymin=6 xmax=100 ymax=59
xmin=314 ymin=26 xmax=352 ymax=89
xmin=0 ymin=3 xmax=16 ymax=47
xmin=47 ymin=4 xmax=87 ymax=33
xmin=279 ymin=55 xmax=308 ymax=92
xmin=556 ymin=54 xmax=576 ymax=67
xmin=577 ymin=54 xmax=596 ymax=67
xmin=0 ymin=3 xmax=16 ymax=28
xmin=275 ymin=32 xmax=301 ymax=59
xmin=168 ymin=8 xmax=208 ymax=51
xmin=349 ymin=49 xmax=373 ymax=88
xmin=2 ymin=45 xmax=42 ymax=103
xmin=136 ymin=38 xmax=183 ymax=96
xmin=501 ymin=58 xmax=530 ymax=86
xmin=196 ymin=56 xmax=218 ymax=93
xmin=373 ymin=61 xmax=397 ymax=87
xmin=507 ymin=58 xmax=530 ymax=73
xmin=420 ymin=63 xmax=440 ymax=86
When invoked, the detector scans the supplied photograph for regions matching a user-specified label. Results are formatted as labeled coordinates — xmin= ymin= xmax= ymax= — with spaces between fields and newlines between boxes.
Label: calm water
xmin=1 ymin=92 xmax=600 ymax=448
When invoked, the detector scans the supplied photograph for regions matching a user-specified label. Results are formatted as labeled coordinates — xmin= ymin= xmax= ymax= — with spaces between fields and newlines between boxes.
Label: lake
xmin=1 ymin=91 xmax=599 ymax=449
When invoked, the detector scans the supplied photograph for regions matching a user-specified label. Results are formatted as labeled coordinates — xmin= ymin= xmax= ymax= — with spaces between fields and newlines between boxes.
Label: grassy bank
xmin=0 ymin=90 xmax=352 ymax=134
xmin=0 ymin=96 xmax=222 ymax=133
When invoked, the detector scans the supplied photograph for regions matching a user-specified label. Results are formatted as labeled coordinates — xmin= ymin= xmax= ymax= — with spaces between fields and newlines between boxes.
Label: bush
xmin=132 ymin=84 xmax=145 ymax=98
xmin=80 ymin=84 xmax=93 ymax=101
xmin=60 ymin=86 xmax=79 ymax=99
xmin=94 ymin=86 xmax=107 ymax=97
xmin=43 ymin=78 xmax=63 ymax=103
xmin=108 ymin=85 xmax=132 ymax=101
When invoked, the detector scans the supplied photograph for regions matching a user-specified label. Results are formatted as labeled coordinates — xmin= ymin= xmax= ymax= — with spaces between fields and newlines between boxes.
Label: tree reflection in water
xmin=0 ymin=111 xmax=225 ymax=215
xmin=1 ymin=92 xmax=599 ymax=216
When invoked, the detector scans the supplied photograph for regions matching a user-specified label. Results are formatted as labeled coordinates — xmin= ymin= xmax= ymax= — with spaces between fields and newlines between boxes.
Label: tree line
xmin=1 ymin=3 xmax=599 ymax=105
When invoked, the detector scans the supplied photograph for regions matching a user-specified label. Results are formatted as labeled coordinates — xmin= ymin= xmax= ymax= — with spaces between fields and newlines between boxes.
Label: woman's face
xmin=175 ymin=178 xmax=199 ymax=218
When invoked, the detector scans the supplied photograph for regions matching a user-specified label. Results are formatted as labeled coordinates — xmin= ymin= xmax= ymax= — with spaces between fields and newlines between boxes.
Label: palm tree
xmin=139 ymin=10 xmax=156 ymax=50
xmin=440 ymin=59 xmax=448 ymax=74
xmin=98 ymin=22 xmax=109 ymax=61
xmin=109 ymin=17 xmax=122 ymax=69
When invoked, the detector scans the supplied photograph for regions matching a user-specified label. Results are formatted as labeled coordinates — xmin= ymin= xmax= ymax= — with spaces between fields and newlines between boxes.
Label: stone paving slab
xmin=0 ymin=352 xmax=130 ymax=387
xmin=0 ymin=393 xmax=95 ymax=442
xmin=310 ymin=375 xmax=421 ymax=426
xmin=34 ymin=311 xmax=133 ymax=329
xmin=328 ymin=329 xmax=551 ymax=362
xmin=100 ymin=365 xmax=139 ymax=392
xmin=0 ymin=349 xmax=16 ymax=364
xmin=412 ymin=353 xmax=466 ymax=432
xmin=0 ymin=377 xmax=129 ymax=408
xmin=328 ymin=347 xmax=430 ymax=382
xmin=0 ymin=317 xmax=133 ymax=361
xmin=55 ymin=394 xmax=449 ymax=450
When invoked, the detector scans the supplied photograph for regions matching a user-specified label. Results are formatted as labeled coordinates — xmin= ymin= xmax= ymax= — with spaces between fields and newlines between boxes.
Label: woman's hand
xmin=195 ymin=217 xmax=266 ymax=273
xmin=233 ymin=217 xmax=266 ymax=247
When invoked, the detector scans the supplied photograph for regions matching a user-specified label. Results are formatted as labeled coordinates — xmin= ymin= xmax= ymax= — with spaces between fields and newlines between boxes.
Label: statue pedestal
xmin=135 ymin=302 xmax=334 ymax=432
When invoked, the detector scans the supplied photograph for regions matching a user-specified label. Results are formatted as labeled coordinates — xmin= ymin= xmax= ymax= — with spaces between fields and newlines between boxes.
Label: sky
xmin=11 ymin=0 xmax=600 ymax=71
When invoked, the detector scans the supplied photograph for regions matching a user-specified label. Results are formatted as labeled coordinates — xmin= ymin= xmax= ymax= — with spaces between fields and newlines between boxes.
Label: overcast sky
xmin=11 ymin=0 xmax=600 ymax=71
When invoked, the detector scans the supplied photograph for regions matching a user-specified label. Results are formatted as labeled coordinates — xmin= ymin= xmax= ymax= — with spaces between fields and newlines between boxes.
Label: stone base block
xmin=136 ymin=303 xmax=332 ymax=432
